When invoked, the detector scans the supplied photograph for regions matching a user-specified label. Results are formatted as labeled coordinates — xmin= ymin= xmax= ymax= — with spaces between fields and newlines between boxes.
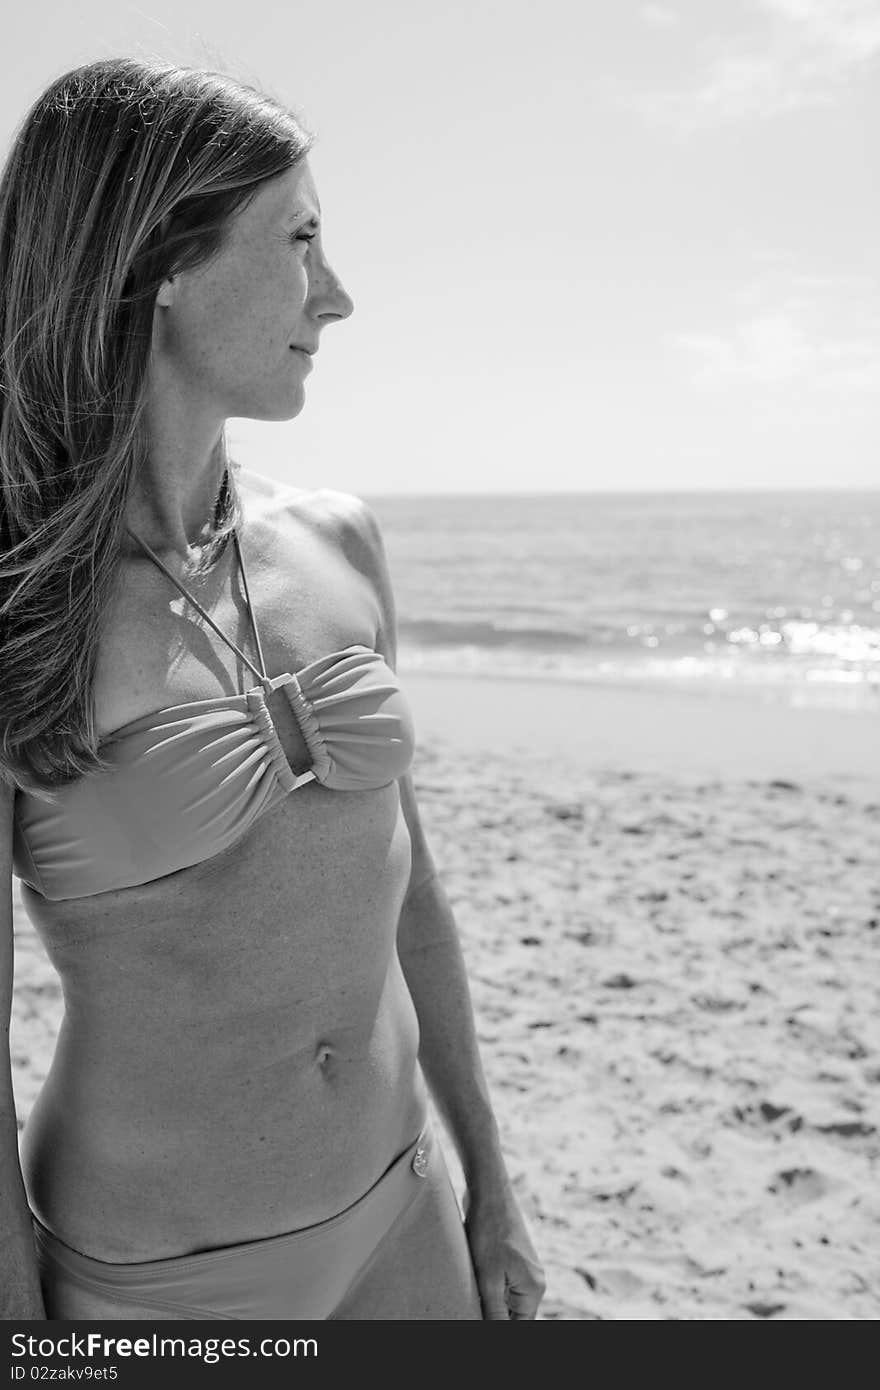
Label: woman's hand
xmin=463 ymin=1181 xmax=546 ymax=1319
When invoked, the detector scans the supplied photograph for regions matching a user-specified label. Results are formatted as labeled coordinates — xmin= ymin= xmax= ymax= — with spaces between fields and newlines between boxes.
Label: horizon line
xmin=358 ymin=485 xmax=880 ymax=499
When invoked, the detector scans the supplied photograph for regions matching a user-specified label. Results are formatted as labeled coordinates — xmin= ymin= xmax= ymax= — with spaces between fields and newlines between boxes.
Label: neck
xmin=126 ymin=377 xmax=230 ymax=559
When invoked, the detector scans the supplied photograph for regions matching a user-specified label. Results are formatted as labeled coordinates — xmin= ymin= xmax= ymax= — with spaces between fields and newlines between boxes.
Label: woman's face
xmin=151 ymin=158 xmax=354 ymax=421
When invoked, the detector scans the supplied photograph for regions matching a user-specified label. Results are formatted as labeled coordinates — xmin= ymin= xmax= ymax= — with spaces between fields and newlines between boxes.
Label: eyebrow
xmin=289 ymin=204 xmax=322 ymax=229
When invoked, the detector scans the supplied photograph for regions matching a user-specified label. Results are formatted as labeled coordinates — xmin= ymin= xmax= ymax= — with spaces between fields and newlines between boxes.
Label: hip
xmin=22 ymin=1042 xmax=428 ymax=1262
xmin=33 ymin=1119 xmax=462 ymax=1321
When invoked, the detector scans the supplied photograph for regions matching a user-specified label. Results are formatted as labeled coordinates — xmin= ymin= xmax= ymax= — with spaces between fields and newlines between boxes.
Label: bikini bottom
xmin=32 ymin=1120 xmax=451 ymax=1320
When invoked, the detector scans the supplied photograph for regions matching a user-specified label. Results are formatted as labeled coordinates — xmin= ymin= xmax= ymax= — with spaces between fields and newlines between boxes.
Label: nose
xmin=313 ymin=257 xmax=354 ymax=325
xmin=322 ymin=277 xmax=354 ymax=324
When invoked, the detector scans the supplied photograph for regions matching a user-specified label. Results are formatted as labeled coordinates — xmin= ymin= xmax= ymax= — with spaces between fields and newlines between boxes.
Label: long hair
xmin=0 ymin=59 xmax=315 ymax=798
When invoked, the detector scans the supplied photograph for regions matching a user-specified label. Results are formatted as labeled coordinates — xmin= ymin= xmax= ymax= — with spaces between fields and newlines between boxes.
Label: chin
xmin=233 ymin=393 xmax=307 ymax=425
xmin=270 ymin=398 xmax=308 ymax=423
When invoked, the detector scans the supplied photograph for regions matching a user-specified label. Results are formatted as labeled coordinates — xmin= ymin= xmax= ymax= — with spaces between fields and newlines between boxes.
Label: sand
xmin=10 ymin=674 xmax=880 ymax=1320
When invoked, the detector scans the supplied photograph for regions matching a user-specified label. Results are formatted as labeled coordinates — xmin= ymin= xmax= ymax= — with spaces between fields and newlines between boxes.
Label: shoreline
xmin=401 ymin=668 xmax=880 ymax=782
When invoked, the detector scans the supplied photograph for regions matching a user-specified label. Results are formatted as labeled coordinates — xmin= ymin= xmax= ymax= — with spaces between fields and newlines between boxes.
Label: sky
xmin=1 ymin=0 xmax=878 ymax=494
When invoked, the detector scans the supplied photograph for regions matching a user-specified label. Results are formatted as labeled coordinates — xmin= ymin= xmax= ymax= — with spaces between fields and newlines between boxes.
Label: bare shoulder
xmin=301 ymin=490 xmax=394 ymax=624
xmin=302 ymin=488 xmax=386 ymax=570
xmin=236 ymin=465 xmax=308 ymax=513
xmin=241 ymin=469 xmax=385 ymax=576
xmin=292 ymin=489 xmax=396 ymax=661
xmin=240 ymin=468 xmax=375 ymax=539
xmin=238 ymin=470 xmax=397 ymax=662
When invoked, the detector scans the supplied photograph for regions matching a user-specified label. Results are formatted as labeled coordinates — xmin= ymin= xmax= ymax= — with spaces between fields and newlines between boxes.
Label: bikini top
xmin=12 ymin=526 xmax=416 ymax=902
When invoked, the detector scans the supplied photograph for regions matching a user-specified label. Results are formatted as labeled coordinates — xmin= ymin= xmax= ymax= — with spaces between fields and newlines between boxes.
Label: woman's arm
xmin=394 ymin=782 xmax=505 ymax=1185
xmin=322 ymin=489 xmax=545 ymax=1319
xmin=1 ymin=780 xmax=46 ymax=1318
xmin=394 ymin=778 xmax=546 ymax=1320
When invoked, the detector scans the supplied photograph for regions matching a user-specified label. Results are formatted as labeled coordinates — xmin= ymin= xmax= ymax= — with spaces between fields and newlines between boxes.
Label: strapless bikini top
xmin=12 ymin=525 xmax=416 ymax=901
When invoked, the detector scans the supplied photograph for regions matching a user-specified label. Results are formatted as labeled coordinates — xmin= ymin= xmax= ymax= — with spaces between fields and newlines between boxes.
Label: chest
xmin=93 ymin=522 xmax=380 ymax=777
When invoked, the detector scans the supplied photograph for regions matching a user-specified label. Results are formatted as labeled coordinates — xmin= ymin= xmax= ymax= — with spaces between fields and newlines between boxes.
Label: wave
xmin=396 ymin=641 xmax=880 ymax=712
xmin=398 ymin=612 xmax=880 ymax=666
xmin=397 ymin=617 xmax=589 ymax=651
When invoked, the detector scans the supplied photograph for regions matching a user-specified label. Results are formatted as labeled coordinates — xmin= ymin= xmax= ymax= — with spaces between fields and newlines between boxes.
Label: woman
xmin=0 ymin=59 xmax=545 ymax=1320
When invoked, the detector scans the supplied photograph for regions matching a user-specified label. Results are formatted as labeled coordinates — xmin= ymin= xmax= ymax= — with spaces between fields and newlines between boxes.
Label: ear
xmin=154 ymin=275 xmax=177 ymax=309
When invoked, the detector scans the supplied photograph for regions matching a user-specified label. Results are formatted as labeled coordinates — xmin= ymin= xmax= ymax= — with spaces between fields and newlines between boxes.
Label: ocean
xmin=365 ymin=490 xmax=880 ymax=711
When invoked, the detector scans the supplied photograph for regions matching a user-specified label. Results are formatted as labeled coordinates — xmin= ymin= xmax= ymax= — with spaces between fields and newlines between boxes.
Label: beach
xmin=10 ymin=673 xmax=880 ymax=1320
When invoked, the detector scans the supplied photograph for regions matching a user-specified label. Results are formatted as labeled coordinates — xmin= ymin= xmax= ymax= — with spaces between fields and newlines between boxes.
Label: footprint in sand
xmin=577 ymin=1266 xmax=648 ymax=1299
xmin=766 ymin=1167 xmax=831 ymax=1204
xmin=746 ymin=1300 xmax=787 ymax=1318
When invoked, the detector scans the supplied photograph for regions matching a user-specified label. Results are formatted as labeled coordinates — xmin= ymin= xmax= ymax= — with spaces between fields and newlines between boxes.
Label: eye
xmin=291 ymin=231 xmax=316 ymax=248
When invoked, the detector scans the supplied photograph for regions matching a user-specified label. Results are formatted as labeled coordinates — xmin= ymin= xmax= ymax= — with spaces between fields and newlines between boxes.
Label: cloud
xmin=672 ymin=315 xmax=812 ymax=383
xmin=671 ymin=311 xmax=880 ymax=390
xmin=639 ymin=3 xmax=680 ymax=27
xmin=762 ymin=0 xmax=880 ymax=65
xmin=627 ymin=0 xmax=880 ymax=129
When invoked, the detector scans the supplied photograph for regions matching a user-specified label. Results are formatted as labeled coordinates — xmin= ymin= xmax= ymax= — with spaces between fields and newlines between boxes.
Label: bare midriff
xmin=19 ymin=774 xmax=425 ymax=1262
